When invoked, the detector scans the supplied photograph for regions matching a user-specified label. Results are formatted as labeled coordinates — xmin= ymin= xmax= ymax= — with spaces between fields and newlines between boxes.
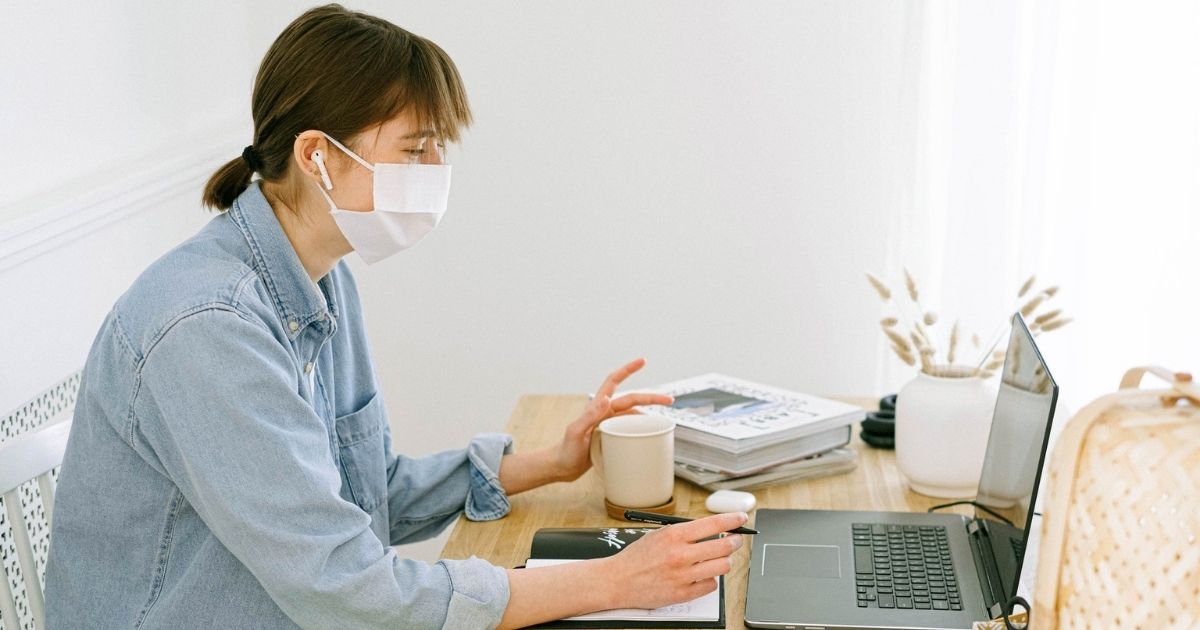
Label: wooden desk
xmin=440 ymin=395 xmax=974 ymax=628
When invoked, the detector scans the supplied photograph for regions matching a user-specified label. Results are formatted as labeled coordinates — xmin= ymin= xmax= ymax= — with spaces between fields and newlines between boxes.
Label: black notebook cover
xmin=523 ymin=527 xmax=726 ymax=629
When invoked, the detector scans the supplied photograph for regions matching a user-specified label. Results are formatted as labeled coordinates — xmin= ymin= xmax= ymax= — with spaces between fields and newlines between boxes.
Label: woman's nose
xmin=423 ymin=141 xmax=446 ymax=165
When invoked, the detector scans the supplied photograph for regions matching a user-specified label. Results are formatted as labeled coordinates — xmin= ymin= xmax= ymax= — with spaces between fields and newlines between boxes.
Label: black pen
xmin=624 ymin=509 xmax=759 ymax=534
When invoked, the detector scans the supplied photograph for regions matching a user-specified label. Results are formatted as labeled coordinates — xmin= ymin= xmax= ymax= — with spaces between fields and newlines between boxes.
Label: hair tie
xmin=241 ymin=145 xmax=262 ymax=172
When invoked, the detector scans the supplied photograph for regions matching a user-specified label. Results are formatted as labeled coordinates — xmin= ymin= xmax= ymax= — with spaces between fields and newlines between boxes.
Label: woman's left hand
xmin=552 ymin=358 xmax=674 ymax=483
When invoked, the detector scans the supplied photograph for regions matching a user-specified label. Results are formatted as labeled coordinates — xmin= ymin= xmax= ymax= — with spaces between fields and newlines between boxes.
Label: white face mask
xmin=313 ymin=131 xmax=451 ymax=264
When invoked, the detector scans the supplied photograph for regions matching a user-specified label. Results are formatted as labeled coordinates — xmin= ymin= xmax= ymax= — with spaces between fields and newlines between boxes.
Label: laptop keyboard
xmin=852 ymin=523 xmax=962 ymax=611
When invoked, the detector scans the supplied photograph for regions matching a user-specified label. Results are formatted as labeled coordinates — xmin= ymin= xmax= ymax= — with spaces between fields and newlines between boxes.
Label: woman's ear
xmin=293 ymin=131 xmax=329 ymax=187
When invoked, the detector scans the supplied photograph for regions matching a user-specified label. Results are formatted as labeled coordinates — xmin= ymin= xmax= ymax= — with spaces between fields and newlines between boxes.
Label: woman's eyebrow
xmin=399 ymin=130 xmax=435 ymax=140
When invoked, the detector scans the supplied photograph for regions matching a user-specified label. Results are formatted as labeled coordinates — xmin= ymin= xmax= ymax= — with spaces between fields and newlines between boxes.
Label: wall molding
xmin=0 ymin=129 xmax=244 ymax=272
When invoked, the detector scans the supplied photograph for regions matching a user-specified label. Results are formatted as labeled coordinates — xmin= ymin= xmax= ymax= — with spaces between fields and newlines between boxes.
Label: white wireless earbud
xmin=312 ymin=150 xmax=333 ymax=190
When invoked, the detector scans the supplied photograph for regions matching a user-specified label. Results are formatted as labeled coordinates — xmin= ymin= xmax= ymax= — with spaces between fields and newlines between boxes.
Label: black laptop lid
xmin=972 ymin=313 xmax=1059 ymax=608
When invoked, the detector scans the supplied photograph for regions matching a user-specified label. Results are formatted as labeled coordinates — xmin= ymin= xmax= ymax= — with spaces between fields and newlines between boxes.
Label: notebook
xmin=524 ymin=527 xmax=726 ymax=629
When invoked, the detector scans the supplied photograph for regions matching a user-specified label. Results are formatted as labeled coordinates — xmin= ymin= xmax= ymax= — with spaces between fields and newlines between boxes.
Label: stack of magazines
xmin=630 ymin=373 xmax=865 ymax=491
xmin=674 ymin=448 xmax=859 ymax=491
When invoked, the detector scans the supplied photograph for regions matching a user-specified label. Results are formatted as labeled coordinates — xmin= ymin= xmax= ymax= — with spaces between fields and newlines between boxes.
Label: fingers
xmin=570 ymin=390 xmax=655 ymax=437
xmin=670 ymin=512 xmax=749 ymax=543
xmin=687 ymin=556 xmax=736 ymax=583
xmin=586 ymin=393 xmax=611 ymax=417
xmin=680 ymin=576 xmax=720 ymax=601
xmin=595 ymin=358 xmax=647 ymax=399
xmin=685 ymin=534 xmax=743 ymax=564
xmin=610 ymin=392 xmax=674 ymax=413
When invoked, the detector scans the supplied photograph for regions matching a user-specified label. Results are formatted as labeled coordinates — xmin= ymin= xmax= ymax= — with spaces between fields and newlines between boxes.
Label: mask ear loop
xmin=319 ymin=132 xmax=376 ymax=172
xmin=314 ymin=181 xmax=339 ymax=212
xmin=311 ymin=131 xmax=377 ymax=212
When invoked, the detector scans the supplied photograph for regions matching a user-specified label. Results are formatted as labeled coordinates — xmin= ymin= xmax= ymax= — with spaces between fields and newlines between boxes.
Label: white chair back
xmin=0 ymin=374 xmax=79 ymax=630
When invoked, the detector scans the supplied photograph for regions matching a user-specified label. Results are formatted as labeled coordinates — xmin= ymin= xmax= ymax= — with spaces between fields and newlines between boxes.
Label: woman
xmin=43 ymin=5 xmax=745 ymax=629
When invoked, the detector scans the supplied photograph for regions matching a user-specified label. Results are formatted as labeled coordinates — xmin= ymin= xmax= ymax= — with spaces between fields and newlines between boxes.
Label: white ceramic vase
xmin=894 ymin=367 xmax=998 ymax=498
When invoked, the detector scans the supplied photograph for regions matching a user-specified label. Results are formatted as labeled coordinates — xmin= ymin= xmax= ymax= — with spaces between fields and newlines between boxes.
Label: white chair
xmin=0 ymin=421 xmax=71 ymax=630
xmin=0 ymin=374 xmax=78 ymax=630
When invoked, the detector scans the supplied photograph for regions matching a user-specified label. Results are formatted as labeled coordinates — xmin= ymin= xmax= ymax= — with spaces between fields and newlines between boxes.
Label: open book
xmin=524 ymin=527 xmax=726 ymax=629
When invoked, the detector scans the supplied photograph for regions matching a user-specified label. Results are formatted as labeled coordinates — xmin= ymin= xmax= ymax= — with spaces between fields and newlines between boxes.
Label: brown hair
xmin=202 ymin=4 xmax=472 ymax=210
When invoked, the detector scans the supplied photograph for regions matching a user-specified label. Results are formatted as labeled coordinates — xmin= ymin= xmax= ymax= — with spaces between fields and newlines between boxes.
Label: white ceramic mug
xmin=588 ymin=413 xmax=676 ymax=508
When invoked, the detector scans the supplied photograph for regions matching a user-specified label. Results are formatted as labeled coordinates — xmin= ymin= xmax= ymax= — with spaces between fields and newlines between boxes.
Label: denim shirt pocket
xmin=334 ymin=393 xmax=388 ymax=513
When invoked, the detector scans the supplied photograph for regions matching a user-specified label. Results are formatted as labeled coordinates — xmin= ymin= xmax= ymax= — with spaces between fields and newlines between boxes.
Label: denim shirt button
xmin=288 ymin=320 xmax=300 ymax=332
xmin=304 ymin=362 xmax=314 ymax=374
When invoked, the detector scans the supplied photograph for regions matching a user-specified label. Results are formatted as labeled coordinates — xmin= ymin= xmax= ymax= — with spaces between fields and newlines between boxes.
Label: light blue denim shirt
xmin=44 ymin=181 xmax=514 ymax=629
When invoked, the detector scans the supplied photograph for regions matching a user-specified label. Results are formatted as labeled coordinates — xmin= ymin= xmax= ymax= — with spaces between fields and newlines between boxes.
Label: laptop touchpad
xmin=762 ymin=544 xmax=842 ymax=578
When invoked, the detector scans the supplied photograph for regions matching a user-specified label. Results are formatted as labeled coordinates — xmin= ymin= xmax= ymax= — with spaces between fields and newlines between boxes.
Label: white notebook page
xmin=523 ymin=558 xmax=720 ymax=621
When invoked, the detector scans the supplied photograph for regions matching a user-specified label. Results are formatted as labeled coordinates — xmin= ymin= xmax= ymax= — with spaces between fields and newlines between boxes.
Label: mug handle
xmin=589 ymin=428 xmax=604 ymax=479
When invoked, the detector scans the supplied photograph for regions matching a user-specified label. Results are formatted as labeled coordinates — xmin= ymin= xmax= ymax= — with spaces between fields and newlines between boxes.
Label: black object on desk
xmin=860 ymin=394 xmax=897 ymax=450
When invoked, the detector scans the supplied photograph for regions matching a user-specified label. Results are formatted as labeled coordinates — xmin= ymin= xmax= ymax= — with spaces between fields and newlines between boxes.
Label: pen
xmin=623 ymin=509 xmax=760 ymax=535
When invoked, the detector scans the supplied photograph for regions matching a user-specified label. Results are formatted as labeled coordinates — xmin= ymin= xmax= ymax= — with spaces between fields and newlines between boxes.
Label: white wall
xmin=241 ymin=1 xmax=998 ymax=562
xmin=248 ymin=0 xmax=916 ymax=450
xmin=245 ymin=0 xmax=921 ymax=560
xmin=0 ymin=1 xmax=272 ymax=413
xmin=0 ymin=1 xmax=263 ymax=219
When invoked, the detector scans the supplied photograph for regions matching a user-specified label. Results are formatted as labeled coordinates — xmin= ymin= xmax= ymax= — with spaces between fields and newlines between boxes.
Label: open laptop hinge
xmin=967 ymin=519 xmax=1007 ymax=619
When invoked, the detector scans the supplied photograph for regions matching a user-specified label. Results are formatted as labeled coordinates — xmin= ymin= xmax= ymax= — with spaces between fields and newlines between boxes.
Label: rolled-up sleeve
xmin=133 ymin=307 xmax=511 ymax=629
xmin=438 ymin=556 xmax=512 ymax=628
xmin=384 ymin=428 xmax=515 ymax=546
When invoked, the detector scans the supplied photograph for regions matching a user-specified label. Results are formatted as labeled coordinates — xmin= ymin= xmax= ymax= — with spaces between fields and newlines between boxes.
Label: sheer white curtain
xmin=878 ymin=0 xmax=1200 ymax=412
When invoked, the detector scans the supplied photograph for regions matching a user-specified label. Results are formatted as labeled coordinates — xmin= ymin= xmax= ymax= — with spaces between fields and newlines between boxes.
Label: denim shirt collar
xmin=229 ymin=181 xmax=339 ymax=338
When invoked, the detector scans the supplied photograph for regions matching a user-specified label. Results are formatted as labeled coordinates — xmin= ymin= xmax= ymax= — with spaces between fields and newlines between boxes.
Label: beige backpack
xmin=1031 ymin=366 xmax=1200 ymax=629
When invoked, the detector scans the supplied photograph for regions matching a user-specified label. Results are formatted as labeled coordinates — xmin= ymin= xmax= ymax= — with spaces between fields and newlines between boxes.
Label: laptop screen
xmin=972 ymin=313 xmax=1058 ymax=604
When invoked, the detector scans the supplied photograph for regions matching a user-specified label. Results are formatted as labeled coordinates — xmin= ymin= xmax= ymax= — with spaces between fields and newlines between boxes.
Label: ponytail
xmin=202 ymin=155 xmax=254 ymax=211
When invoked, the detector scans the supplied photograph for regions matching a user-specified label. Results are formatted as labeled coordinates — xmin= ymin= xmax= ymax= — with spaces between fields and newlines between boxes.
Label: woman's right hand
xmin=597 ymin=512 xmax=749 ymax=610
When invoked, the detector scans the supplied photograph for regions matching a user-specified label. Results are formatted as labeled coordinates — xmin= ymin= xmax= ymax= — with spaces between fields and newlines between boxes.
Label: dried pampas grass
xmin=866 ymin=273 xmax=891 ymax=300
xmin=1018 ymin=275 xmax=1037 ymax=298
xmin=904 ymin=268 xmax=919 ymax=302
xmin=885 ymin=329 xmax=912 ymax=353
xmin=866 ymin=269 xmax=1073 ymax=379
xmin=1034 ymin=309 xmax=1062 ymax=325
xmin=972 ymin=275 xmax=1071 ymax=376
xmin=1019 ymin=293 xmax=1046 ymax=318
xmin=1039 ymin=317 xmax=1072 ymax=332
xmin=947 ymin=321 xmax=960 ymax=365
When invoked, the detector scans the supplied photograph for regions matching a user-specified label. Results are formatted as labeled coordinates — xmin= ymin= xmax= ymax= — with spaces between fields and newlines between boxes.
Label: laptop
xmin=745 ymin=313 xmax=1058 ymax=629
